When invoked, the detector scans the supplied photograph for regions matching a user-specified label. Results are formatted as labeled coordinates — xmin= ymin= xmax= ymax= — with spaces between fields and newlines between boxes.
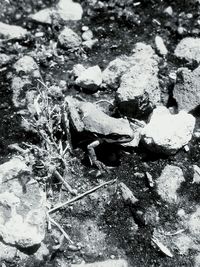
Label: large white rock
xmin=58 ymin=27 xmax=81 ymax=50
xmin=141 ymin=106 xmax=195 ymax=154
xmin=75 ymin=65 xmax=102 ymax=91
xmin=57 ymin=0 xmax=83 ymax=21
xmin=0 ymin=22 xmax=28 ymax=39
xmin=156 ymin=165 xmax=185 ymax=203
xmin=0 ymin=158 xmax=46 ymax=248
xmin=30 ymin=0 xmax=83 ymax=24
xmin=13 ymin=55 xmax=40 ymax=78
xmin=116 ymin=43 xmax=161 ymax=117
xmin=173 ymin=66 xmax=200 ymax=112
xmin=175 ymin=37 xmax=200 ymax=62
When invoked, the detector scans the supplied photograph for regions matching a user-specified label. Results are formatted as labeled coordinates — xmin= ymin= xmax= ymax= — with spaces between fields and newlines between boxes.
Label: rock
xmin=82 ymin=30 xmax=93 ymax=41
xmin=173 ymin=234 xmax=196 ymax=255
xmin=141 ymin=106 xmax=195 ymax=154
xmin=11 ymin=76 xmax=32 ymax=108
xmin=82 ymin=38 xmax=98 ymax=49
xmin=0 ymin=157 xmax=46 ymax=248
xmin=116 ymin=43 xmax=160 ymax=118
xmin=11 ymin=56 xmax=40 ymax=108
xmin=164 ymin=6 xmax=173 ymax=16
xmin=13 ymin=55 xmax=40 ymax=78
xmin=73 ymin=64 xmax=86 ymax=77
xmin=75 ymin=65 xmax=102 ymax=91
xmin=0 ymin=242 xmax=27 ymax=261
xmin=30 ymin=0 xmax=83 ymax=24
xmin=29 ymin=8 xmax=53 ymax=24
xmin=194 ymin=253 xmax=200 ymax=267
xmin=82 ymin=26 xmax=89 ymax=31
xmin=175 ymin=37 xmax=200 ymax=62
xmin=56 ymin=0 xmax=83 ymax=21
xmin=102 ymin=57 xmax=135 ymax=89
xmin=155 ymin=36 xmax=168 ymax=56
xmin=188 ymin=206 xmax=200 ymax=240
xmin=58 ymin=27 xmax=81 ymax=50
xmin=119 ymin=182 xmax=139 ymax=205
xmin=177 ymin=26 xmax=186 ymax=35
xmin=192 ymin=165 xmax=200 ymax=184
xmin=0 ymin=22 xmax=28 ymax=39
xmin=0 ymin=53 xmax=14 ymax=67
xmin=173 ymin=66 xmax=200 ymax=112
xmin=72 ymin=259 xmax=128 ymax=267
xmin=156 ymin=165 xmax=185 ymax=203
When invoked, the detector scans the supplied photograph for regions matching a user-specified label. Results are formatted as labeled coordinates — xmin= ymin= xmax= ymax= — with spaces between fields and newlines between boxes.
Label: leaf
xmin=152 ymin=237 xmax=173 ymax=257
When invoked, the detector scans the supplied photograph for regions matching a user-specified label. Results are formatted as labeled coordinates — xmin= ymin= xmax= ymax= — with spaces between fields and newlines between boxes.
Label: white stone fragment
xmin=192 ymin=165 xmax=200 ymax=184
xmin=164 ymin=6 xmax=173 ymax=16
xmin=141 ymin=106 xmax=195 ymax=154
xmin=0 ymin=22 xmax=28 ymax=39
xmin=30 ymin=0 xmax=83 ymax=24
xmin=58 ymin=27 xmax=81 ymax=50
xmin=175 ymin=37 xmax=200 ymax=62
xmin=0 ymin=158 xmax=46 ymax=248
xmin=155 ymin=36 xmax=168 ymax=56
xmin=13 ymin=55 xmax=40 ymax=78
xmin=173 ymin=66 xmax=200 ymax=112
xmin=72 ymin=259 xmax=128 ymax=267
xmin=75 ymin=65 xmax=102 ymax=90
xmin=156 ymin=165 xmax=185 ymax=203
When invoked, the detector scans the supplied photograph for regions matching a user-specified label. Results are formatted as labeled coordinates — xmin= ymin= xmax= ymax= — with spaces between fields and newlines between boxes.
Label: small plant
xmin=22 ymin=80 xmax=76 ymax=195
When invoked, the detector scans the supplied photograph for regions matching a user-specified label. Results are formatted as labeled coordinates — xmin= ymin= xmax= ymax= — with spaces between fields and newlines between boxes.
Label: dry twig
xmin=48 ymin=179 xmax=116 ymax=213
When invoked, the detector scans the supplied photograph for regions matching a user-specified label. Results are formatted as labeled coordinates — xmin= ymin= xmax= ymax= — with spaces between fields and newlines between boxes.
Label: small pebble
xmin=187 ymin=13 xmax=193 ymax=19
xmin=82 ymin=30 xmax=93 ymax=41
xmin=194 ymin=131 xmax=200 ymax=138
xmin=177 ymin=26 xmax=185 ymax=35
xmin=177 ymin=209 xmax=185 ymax=217
xmin=35 ymin=32 xmax=44 ymax=38
xmin=82 ymin=26 xmax=89 ymax=32
xmin=164 ymin=6 xmax=173 ymax=16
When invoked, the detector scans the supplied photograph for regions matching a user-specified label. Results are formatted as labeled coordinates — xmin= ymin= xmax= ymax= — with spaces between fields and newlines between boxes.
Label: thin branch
xmin=53 ymin=169 xmax=76 ymax=195
xmin=48 ymin=216 xmax=73 ymax=244
xmin=48 ymin=179 xmax=116 ymax=214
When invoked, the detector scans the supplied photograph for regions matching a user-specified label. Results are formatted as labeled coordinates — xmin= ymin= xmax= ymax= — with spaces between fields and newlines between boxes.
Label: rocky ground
xmin=1 ymin=0 xmax=200 ymax=266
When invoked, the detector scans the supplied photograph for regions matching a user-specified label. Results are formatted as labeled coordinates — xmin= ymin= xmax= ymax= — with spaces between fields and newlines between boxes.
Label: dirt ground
xmin=1 ymin=0 xmax=200 ymax=266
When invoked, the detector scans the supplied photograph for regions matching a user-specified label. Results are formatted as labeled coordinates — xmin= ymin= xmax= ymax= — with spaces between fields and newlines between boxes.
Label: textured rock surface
xmin=0 ymin=22 xmax=28 ymax=39
xmin=58 ymin=27 xmax=81 ymax=50
xmin=75 ymin=65 xmax=102 ymax=91
xmin=72 ymin=259 xmax=128 ymax=267
xmin=156 ymin=165 xmax=185 ymax=203
xmin=155 ymin=35 xmax=168 ymax=56
xmin=193 ymin=165 xmax=200 ymax=184
xmin=11 ymin=56 xmax=40 ymax=108
xmin=116 ymin=43 xmax=161 ymax=118
xmin=13 ymin=55 xmax=40 ymax=77
xmin=0 ymin=53 xmax=14 ymax=67
xmin=30 ymin=0 xmax=83 ymax=24
xmin=175 ymin=37 xmax=200 ymax=62
xmin=173 ymin=66 xmax=200 ymax=112
xmin=141 ymin=106 xmax=195 ymax=154
xmin=188 ymin=206 xmax=200 ymax=237
xmin=102 ymin=57 xmax=133 ymax=89
xmin=0 ymin=157 xmax=46 ymax=248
